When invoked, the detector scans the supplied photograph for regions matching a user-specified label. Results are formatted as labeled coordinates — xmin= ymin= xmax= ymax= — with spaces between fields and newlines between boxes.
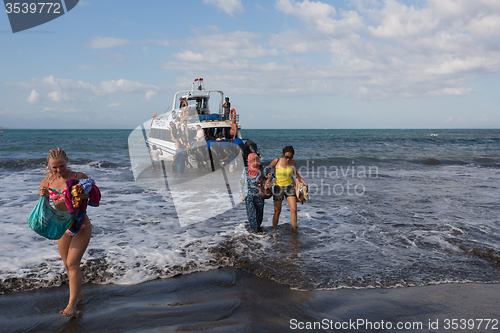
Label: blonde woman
xmin=39 ymin=148 xmax=93 ymax=317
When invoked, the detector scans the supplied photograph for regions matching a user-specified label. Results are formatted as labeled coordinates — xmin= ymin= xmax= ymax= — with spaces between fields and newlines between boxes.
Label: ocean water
xmin=0 ymin=128 xmax=499 ymax=294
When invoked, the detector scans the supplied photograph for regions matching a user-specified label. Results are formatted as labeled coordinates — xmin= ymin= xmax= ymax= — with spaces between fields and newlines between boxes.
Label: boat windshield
xmin=187 ymin=97 xmax=208 ymax=111
xmin=174 ymin=90 xmax=223 ymax=115
xmin=204 ymin=127 xmax=232 ymax=140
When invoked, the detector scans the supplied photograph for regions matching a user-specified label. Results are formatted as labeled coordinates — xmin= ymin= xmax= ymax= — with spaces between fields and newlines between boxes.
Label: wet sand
xmin=0 ymin=268 xmax=499 ymax=333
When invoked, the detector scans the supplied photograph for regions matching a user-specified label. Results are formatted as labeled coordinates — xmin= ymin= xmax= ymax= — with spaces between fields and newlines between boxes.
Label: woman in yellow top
xmin=265 ymin=146 xmax=307 ymax=229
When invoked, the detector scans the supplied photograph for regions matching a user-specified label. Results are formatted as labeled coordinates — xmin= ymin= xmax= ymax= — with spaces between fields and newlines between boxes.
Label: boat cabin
xmin=147 ymin=78 xmax=242 ymax=158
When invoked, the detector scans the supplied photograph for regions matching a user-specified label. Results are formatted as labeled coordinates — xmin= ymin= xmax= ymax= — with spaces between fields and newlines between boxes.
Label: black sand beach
xmin=2 ymin=130 xmax=500 ymax=332
xmin=1 ymin=268 xmax=499 ymax=333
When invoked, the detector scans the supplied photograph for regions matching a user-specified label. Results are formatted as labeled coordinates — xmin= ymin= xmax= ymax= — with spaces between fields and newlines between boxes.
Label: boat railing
xmin=192 ymin=114 xmax=239 ymax=123
xmin=158 ymin=112 xmax=239 ymax=123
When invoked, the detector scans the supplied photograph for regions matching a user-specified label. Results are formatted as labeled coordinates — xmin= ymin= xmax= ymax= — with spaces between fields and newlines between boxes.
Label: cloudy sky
xmin=1 ymin=0 xmax=500 ymax=129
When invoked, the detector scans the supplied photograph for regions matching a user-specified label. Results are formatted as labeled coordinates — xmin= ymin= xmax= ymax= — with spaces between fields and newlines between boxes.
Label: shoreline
xmin=1 ymin=267 xmax=499 ymax=333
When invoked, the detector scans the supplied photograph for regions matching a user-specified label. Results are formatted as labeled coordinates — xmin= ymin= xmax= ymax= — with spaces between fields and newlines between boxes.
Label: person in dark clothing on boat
xmin=222 ymin=97 xmax=231 ymax=120
xmin=170 ymin=121 xmax=180 ymax=149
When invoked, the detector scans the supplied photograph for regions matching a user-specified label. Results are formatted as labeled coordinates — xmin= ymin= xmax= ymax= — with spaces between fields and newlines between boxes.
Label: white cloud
xmin=203 ymin=0 xmax=243 ymax=16
xmin=263 ymin=0 xmax=500 ymax=98
xmin=467 ymin=14 xmax=500 ymax=37
xmin=47 ymin=91 xmax=71 ymax=102
xmin=171 ymin=31 xmax=279 ymax=66
xmin=174 ymin=50 xmax=205 ymax=62
xmin=27 ymin=89 xmax=40 ymax=104
xmin=41 ymin=106 xmax=79 ymax=113
xmin=269 ymin=30 xmax=326 ymax=54
xmin=88 ymin=37 xmax=132 ymax=49
xmin=98 ymin=79 xmax=157 ymax=95
xmin=10 ymin=76 xmax=160 ymax=103
xmin=366 ymin=0 xmax=437 ymax=39
xmin=276 ymin=0 xmax=363 ymax=35
xmin=145 ymin=90 xmax=158 ymax=101
xmin=107 ymin=102 xmax=122 ymax=108
xmin=80 ymin=0 xmax=498 ymax=100
xmin=427 ymin=87 xmax=476 ymax=96
xmin=87 ymin=37 xmax=169 ymax=51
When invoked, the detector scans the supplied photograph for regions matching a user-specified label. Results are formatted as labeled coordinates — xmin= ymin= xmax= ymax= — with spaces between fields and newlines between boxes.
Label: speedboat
xmin=127 ymin=78 xmax=259 ymax=226
xmin=128 ymin=78 xmax=258 ymax=226
xmin=146 ymin=78 xmax=246 ymax=171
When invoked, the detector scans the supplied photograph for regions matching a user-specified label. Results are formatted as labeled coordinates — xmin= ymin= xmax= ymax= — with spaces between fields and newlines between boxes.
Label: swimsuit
xmin=47 ymin=172 xmax=91 ymax=237
xmin=48 ymin=172 xmax=78 ymax=201
xmin=48 ymin=187 xmax=68 ymax=201
xmin=64 ymin=222 xmax=92 ymax=237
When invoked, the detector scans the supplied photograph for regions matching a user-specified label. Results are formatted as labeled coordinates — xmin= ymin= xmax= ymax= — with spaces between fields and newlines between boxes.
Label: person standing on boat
xmin=38 ymin=148 xmax=96 ymax=317
xmin=179 ymin=118 xmax=190 ymax=148
xmin=265 ymin=146 xmax=307 ymax=229
xmin=239 ymin=153 xmax=265 ymax=232
xmin=230 ymin=118 xmax=238 ymax=140
xmin=222 ymin=97 xmax=231 ymax=120
xmin=195 ymin=125 xmax=205 ymax=142
xmin=179 ymin=97 xmax=188 ymax=109
xmin=166 ymin=110 xmax=176 ymax=129
xmin=170 ymin=121 xmax=180 ymax=149
xmin=179 ymin=97 xmax=188 ymax=118
xmin=175 ymin=118 xmax=185 ymax=148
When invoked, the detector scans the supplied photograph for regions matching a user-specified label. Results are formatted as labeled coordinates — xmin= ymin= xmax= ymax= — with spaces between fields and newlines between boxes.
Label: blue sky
xmin=1 ymin=0 xmax=500 ymax=129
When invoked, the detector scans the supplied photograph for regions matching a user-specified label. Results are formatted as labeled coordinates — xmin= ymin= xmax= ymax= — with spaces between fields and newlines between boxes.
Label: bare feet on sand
xmin=59 ymin=293 xmax=84 ymax=317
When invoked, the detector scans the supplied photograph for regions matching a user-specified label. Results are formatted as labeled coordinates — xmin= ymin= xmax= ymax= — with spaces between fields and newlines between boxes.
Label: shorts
xmin=176 ymin=163 xmax=185 ymax=174
xmin=273 ymin=184 xmax=295 ymax=201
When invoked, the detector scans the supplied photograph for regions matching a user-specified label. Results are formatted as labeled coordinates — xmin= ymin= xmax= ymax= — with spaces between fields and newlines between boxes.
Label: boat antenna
xmin=190 ymin=62 xmax=193 ymax=91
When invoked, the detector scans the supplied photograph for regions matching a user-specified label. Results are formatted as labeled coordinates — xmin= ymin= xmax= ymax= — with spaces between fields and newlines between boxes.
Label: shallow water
xmin=0 ymin=129 xmax=499 ymax=294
